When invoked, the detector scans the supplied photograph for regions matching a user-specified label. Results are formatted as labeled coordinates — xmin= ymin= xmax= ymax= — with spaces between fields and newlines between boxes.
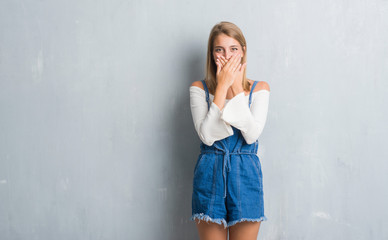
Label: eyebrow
xmin=214 ymin=45 xmax=239 ymax=48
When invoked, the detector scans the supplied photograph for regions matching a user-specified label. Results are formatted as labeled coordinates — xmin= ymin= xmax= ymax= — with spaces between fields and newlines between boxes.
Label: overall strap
xmin=249 ymin=80 xmax=259 ymax=108
xmin=201 ymin=79 xmax=210 ymax=110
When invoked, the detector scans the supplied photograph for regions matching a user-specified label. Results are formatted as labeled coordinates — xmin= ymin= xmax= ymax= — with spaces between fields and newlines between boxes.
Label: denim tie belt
xmin=201 ymin=149 xmax=257 ymax=198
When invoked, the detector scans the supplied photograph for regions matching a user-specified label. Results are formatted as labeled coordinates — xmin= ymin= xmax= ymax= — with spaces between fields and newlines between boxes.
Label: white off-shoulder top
xmin=189 ymin=86 xmax=270 ymax=146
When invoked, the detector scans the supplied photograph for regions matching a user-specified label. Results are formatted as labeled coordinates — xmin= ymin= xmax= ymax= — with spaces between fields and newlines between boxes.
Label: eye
xmin=232 ymin=48 xmax=238 ymax=51
xmin=215 ymin=49 xmax=223 ymax=52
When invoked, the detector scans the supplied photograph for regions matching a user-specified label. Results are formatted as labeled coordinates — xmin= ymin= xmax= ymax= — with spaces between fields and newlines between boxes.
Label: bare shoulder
xmin=190 ymin=80 xmax=204 ymax=90
xmin=253 ymin=80 xmax=270 ymax=92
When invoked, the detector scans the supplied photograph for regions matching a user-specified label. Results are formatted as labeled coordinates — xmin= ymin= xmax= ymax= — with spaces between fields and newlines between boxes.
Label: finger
xmin=232 ymin=53 xmax=241 ymax=66
xmin=216 ymin=59 xmax=221 ymax=74
xmin=231 ymin=54 xmax=242 ymax=71
xmin=231 ymin=61 xmax=240 ymax=73
xmin=224 ymin=54 xmax=239 ymax=71
xmin=216 ymin=57 xmax=220 ymax=67
xmin=219 ymin=57 xmax=225 ymax=67
xmin=233 ymin=63 xmax=241 ymax=72
xmin=239 ymin=62 xmax=247 ymax=71
xmin=220 ymin=56 xmax=227 ymax=67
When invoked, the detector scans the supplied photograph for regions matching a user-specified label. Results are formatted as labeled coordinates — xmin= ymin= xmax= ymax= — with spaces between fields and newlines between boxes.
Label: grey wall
xmin=1 ymin=0 xmax=387 ymax=239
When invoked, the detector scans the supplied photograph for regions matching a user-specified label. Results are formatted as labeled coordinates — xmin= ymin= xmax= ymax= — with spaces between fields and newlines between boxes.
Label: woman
xmin=189 ymin=21 xmax=270 ymax=240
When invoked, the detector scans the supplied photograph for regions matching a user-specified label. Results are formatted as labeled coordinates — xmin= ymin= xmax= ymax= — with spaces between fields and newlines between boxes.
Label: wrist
xmin=216 ymin=84 xmax=229 ymax=93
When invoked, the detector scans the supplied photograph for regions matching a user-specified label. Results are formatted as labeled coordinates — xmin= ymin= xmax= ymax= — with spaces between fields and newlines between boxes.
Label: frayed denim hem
xmin=227 ymin=216 xmax=268 ymax=227
xmin=191 ymin=213 xmax=228 ymax=229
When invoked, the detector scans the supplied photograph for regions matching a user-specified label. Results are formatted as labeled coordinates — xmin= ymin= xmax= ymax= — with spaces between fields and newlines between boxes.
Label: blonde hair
xmin=205 ymin=21 xmax=250 ymax=95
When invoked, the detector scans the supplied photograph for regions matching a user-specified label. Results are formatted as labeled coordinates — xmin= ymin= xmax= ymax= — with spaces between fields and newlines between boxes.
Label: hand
xmin=216 ymin=54 xmax=247 ymax=91
xmin=215 ymin=53 xmax=246 ymax=89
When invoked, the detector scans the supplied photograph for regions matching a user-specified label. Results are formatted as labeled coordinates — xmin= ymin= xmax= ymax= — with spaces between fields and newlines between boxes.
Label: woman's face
xmin=212 ymin=33 xmax=245 ymax=63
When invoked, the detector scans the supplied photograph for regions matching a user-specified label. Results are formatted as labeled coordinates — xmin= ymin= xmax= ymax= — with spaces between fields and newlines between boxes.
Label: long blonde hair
xmin=205 ymin=21 xmax=250 ymax=95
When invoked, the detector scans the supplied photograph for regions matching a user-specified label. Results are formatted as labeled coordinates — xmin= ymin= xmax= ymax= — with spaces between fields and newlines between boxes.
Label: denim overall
xmin=191 ymin=80 xmax=267 ymax=228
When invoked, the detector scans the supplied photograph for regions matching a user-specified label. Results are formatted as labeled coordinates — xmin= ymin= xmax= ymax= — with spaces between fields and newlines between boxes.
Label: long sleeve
xmin=220 ymin=90 xmax=270 ymax=144
xmin=189 ymin=86 xmax=234 ymax=146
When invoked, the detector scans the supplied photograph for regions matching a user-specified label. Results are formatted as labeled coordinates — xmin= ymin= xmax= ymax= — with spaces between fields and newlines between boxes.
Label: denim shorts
xmin=190 ymin=144 xmax=267 ymax=228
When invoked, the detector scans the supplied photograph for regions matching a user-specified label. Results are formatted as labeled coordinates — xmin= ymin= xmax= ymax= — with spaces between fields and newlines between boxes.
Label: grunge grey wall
xmin=1 ymin=0 xmax=387 ymax=239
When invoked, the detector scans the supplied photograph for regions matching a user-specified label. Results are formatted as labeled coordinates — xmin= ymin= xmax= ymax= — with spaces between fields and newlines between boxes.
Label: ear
xmin=242 ymin=46 xmax=246 ymax=58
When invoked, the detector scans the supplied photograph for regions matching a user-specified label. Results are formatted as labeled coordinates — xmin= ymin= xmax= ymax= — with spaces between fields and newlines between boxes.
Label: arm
xmin=220 ymin=89 xmax=270 ymax=144
xmin=190 ymin=86 xmax=234 ymax=146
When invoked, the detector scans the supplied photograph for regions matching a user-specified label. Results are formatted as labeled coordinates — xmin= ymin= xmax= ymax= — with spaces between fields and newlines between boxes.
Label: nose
xmin=224 ymin=51 xmax=232 ymax=60
xmin=224 ymin=50 xmax=237 ymax=60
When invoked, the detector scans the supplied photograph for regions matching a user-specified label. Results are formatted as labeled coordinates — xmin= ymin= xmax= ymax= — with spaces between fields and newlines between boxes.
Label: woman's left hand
xmin=218 ymin=55 xmax=247 ymax=94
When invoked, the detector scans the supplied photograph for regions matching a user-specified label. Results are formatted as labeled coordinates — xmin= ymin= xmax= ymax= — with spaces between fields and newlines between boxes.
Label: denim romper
xmin=191 ymin=80 xmax=268 ymax=229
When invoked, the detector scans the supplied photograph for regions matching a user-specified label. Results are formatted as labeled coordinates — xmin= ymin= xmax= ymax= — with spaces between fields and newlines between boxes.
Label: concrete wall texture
xmin=1 ymin=0 xmax=387 ymax=239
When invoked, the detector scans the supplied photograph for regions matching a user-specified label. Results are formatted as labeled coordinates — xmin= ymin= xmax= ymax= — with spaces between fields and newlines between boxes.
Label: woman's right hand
xmin=215 ymin=53 xmax=242 ymax=89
